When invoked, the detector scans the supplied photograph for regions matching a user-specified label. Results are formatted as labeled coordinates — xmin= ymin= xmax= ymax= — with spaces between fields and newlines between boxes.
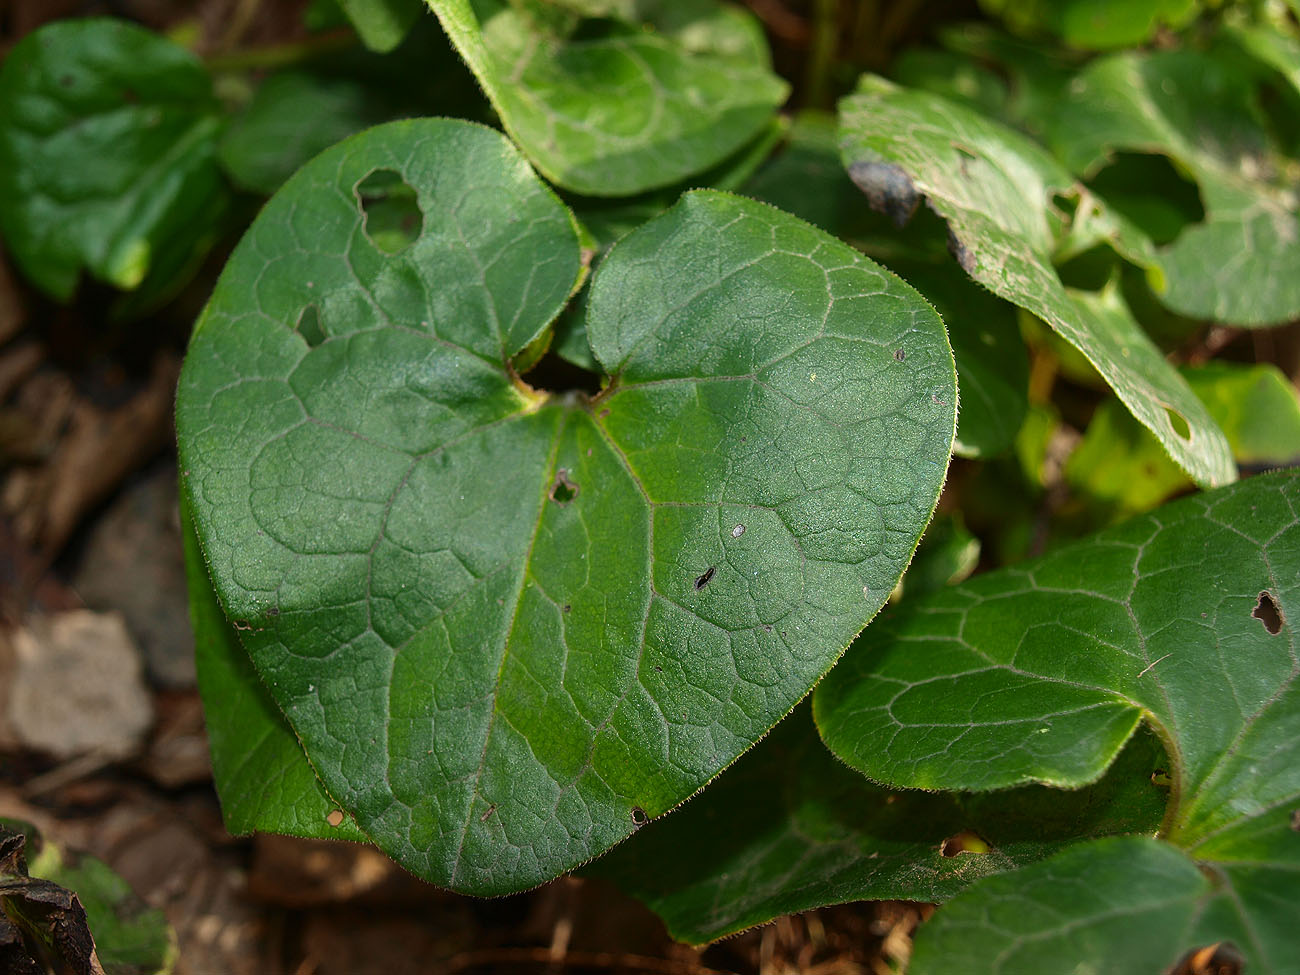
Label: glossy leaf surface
xmin=0 ymin=18 xmax=228 ymax=301
xmin=838 ymin=76 xmax=1234 ymax=488
xmin=175 ymin=119 xmax=956 ymax=894
xmin=424 ymin=0 xmax=788 ymax=194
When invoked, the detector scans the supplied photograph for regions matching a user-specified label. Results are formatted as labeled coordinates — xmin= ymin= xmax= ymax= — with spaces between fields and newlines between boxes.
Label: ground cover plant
xmin=3 ymin=0 xmax=1300 ymax=971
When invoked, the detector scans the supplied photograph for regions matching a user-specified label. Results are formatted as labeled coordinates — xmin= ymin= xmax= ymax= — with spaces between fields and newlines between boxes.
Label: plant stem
xmin=204 ymin=29 xmax=356 ymax=73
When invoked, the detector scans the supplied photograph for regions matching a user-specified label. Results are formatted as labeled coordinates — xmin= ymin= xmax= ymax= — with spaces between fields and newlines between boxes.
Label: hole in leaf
xmin=1086 ymin=152 xmax=1205 ymax=245
xmin=1151 ymin=768 xmax=1173 ymax=788
xmin=296 ymin=305 xmax=326 ymax=347
xmin=356 ymin=168 xmax=423 ymax=255
xmin=1164 ymin=406 xmax=1191 ymax=440
xmin=480 ymin=803 xmax=496 ymax=823
xmin=549 ymin=470 xmax=578 ymax=504
xmin=326 ymin=809 xmax=344 ymax=828
xmin=1253 ymin=591 xmax=1283 ymax=635
xmin=630 ymin=806 xmax=648 ymax=827
xmin=940 ymin=830 xmax=991 ymax=856
xmin=1169 ymin=941 xmax=1242 ymax=975
xmin=893 ymin=348 xmax=906 ymax=362
xmin=694 ymin=567 xmax=716 ymax=590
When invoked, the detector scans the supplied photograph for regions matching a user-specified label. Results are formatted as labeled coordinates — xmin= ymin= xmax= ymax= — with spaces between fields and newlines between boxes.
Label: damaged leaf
xmin=175 ymin=118 xmax=956 ymax=895
xmin=423 ymin=0 xmax=788 ymax=194
xmin=815 ymin=470 xmax=1300 ymax=973
xmin=838 ymin=75 xmax=1235 ymax=488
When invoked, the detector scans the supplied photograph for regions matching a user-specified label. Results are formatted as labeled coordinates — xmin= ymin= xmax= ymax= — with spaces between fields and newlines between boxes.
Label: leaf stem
xmin=204 ymin=29 xmax=356 ymax=73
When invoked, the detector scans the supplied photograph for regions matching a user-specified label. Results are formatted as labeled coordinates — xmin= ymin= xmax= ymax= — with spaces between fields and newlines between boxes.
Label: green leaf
xmin=589 ymin=706 xmax=1167 ymax=945
xmin=217 ymin=72 xmax=395 ymax=195
xmin=815 ymin=470 xmax=1300 ymax=970
xmin=1067 ymin=362 xmax=1300 ymax=516
xmin=337 ymin=0 xmax=424 ymax=51
xmin=839 ymin=76 xmax=1235 ymax=488
xmin=0 ymin=18 xmax=228 ymax=300
xmin=182 ymin=487 xmax=369 ymax=843
xmin=897 ymin=514 xmax=980 ymax=599
xmin=978 ymin=0 xmax=1198 ymax=50
xmin=175 ymin=119 xmax=957 ymax=895
xmin=1049 ymin=49 xmax=1300 ymax=326
xmin=423 ymin=0 xmax=788 ymax=195
xmin=910 ymin=837 xmax=1213 ymax=975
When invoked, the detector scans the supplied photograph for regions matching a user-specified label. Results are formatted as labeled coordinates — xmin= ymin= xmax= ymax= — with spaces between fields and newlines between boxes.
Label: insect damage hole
xmin=630 ymin=806 xmax=649 ymax=827
xmin=940 ymin=830 xmax=991 ymax=857
xmin=549 ymin=470 xmax=578 ymax=504
xmin=1253 ymin=591 xmax=1283 ymax=635
xmin=355 ymin=168 xmax=423 ymax=255
xmin=1164 ymin=406 xmax=1191 ymax=441
xmin=694 ymin=566 xmax=716 ymax=590
xmin=296 ymin=305 xmax=326 ymax=347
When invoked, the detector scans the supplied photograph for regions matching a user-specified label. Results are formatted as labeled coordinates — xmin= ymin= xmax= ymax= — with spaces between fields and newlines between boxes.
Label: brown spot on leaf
xmin=326 ymin=810 xmax=344 ymax=828
xmin=630 ymin=807 xmax=648 ymax=827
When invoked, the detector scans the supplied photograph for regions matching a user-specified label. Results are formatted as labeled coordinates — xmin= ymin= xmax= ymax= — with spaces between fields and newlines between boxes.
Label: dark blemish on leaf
xmin=947 ymin=227 xmax=975 ymax=274
xmin=550 ymin=469 xmax=578 ymax=504
xmin=1164 ymin=406 xmax=1191 ymax=441
xmin=326 ymin=809 xmax=345 ymax=828
xmin=1253 ymin=591 xmax=1283 ymax=635
xmin=266 ymin=607 xmax=280 ymax=618
xmin=480 ymin=804 xmax=496 ymax=823
xmin=355 ymin=168 xmax=423 ymax=255
xmin=562 ymin=604 xmax=571 ymax=614
xmin=631 ymin=807 xmax=648 ymax=827
xmin=598 ymin=408 xmax=611 ymax=418
xmin=847 ymin=160 xmax=919 ymax=228
xmin=893 ymin=348 xmax=906 ymax=362
xmin=654 ymin=665 xmax=663 ymax=672
xmin=762 ymin=625 xmax=772 ymax=633
xmin=940 ymin=830 xmax=990 ymax=856
xmin=59 ymin=74 xmax=74 ymax=87
xmin=694 ymin=567 xmax=716 ymax=590
xmin=296 ymin=305 xmax=326 ymax=347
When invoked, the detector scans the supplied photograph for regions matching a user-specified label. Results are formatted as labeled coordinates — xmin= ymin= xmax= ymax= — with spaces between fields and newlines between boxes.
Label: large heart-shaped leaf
xmin=175 ymin=119 xmax=956 ymax=894
xmin=588 ymin=705 xmax=1167 ymax=944
xmin=0 ymin=18 xmax=228 ymax=302
xmin=423 ymin=0 xmax=788 ymax=195
xmin=1048 ymin=50 xmax=1300 ymax=326
xmin=815 ymin=470 xmax=1300 ymax=971
xmin=838 ymin=75 xmax=1235 ymax=489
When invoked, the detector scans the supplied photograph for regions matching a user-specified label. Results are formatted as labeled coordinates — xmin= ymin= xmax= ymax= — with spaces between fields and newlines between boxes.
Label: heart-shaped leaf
xmin=424 ymin=0 xmax=788 ymax=195
xmin=814 ymin=470 xmax=1300 ymax=972
xmin=589 ymin=706 xmax=1167 ymax=944
xmin=175 ymin=118 xmax=957 ymax=894
xmin=1048 ymin=50 xmax=1300 ymax=326
xmin=0 ymin=18 xmax=228 ymax=302
xmin=838 ymin=75 xmax=1235 ymax=488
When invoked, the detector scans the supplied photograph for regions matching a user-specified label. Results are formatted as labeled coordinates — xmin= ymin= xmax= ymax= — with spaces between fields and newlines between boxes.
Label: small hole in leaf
xmin=631 ymin=806 xmax=648 ymax=827
xmin=1253 ymin=591 xmax=1283 ymax=635
xmin=1169 ymin=941 xmax=1242 ymax=975
xmin=893 ymin=348 xmax=906 ymax=362
xmin=1151 ymin=768 xmax=1173 ymax=788
xmin=940 ymin=830 xmax=990 ymax=856
xmin=549 ymin=470 xmax=578 ymax=504
xmin=356 ymin=168 xmax=423 ymax=255
xmin=266 ymin=607 xmax=280 ymax=618
xmin=1165 ymin=407 xmax=1191 ymax=440
xmin=562 ymin=604 xmax=571 ymax=614
xmin=296 ymin=305 xmax=326 ymax=347
xmin=326 ymin=809 xmax=344 ymax=828
xmin=694 ymin=567 xmax=716 ymax=590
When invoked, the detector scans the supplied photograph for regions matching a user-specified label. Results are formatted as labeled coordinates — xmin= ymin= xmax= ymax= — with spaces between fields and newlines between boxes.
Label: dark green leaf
xmin=816 ymin=470 xmax=1300 ymax=971
xmin=590 ymin=707 xmax=1167 ymax=945
xmin=839 ymin=76 xmax=1235 ymax=487
xmin=978 ymin=0 xmax=1198 ymax=50
xmin=0 ymin=18 xmax=228 ymax=301
xmin=175 ymin=119 xmax=957 ymax=894
xmin=424 ymin=0 xmax=788 ymax=194
xmin=182 ymin=489 xmax=369 ymax=843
